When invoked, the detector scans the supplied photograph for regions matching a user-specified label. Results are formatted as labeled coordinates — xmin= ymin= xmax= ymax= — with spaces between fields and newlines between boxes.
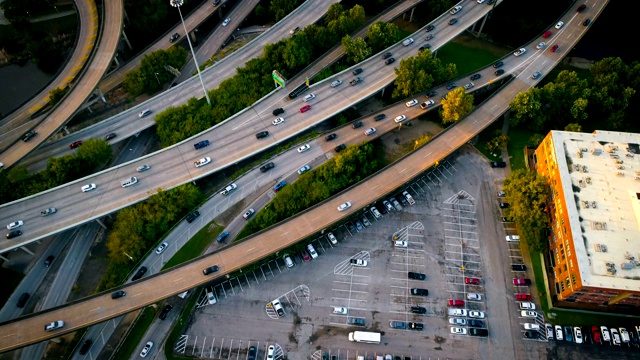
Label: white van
xmin=121 ymin=176 xmax=138 ymax=188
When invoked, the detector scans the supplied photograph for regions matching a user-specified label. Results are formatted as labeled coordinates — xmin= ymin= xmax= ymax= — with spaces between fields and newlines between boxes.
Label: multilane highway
xmin=0 ymin=0 xmax=608 ymax=351
xmin=0 ymin=1 xmax=496 ymax=253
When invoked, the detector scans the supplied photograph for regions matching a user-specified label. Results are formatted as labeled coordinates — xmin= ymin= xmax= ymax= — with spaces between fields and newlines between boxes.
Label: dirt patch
xmin=380 ymin=119 xmax=444 ymax=163
xmin=451 ymin=32 xmax=512 ymax=55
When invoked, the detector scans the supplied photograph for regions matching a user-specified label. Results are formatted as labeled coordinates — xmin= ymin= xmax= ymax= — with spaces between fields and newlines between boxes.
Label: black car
xmin=512 ymin=264 xmax=527 ymax=271
xmin=491 ymin=161 xmax=507 ymax=168
xmin=272 ymin=108 xmax=285 ymax=116
xmin=495 ymin=69 xmax=505 ymax=76
xmin=213 ymin=0 xmax=221 ymax=5
xmin=111 ymin=290 xmax=126 ymax=299
xmin=44 ymin=255 xmax=54 ymax=267
xmin=374 ymin=114 xmax=386 ymax=121
xmin=354 ymin=219 xmax=364 ymax=231
xmin=425 ymin=24 xmax=435 ymax=32
xmin=79 ymin=339 xmax=93 ymax=355
xmin=408 ymin=271 xmax=426 ymax=280
xmin=469 ymin=328 xmax=489 ymax=337
xmin=325 ymin=133 xmax=337 ymax=141
xmin=347 ymin=222 xmax=357 ymax=233
xmin=425 ymin=34 xmax=434 ymax=41
xmin=419 ymin=44 xmax=431 ymax=52
xmin=104 ymin=133 xmax=116 ymax=141
xmin=446 ymin=83 xmax=456 ymax=90
xmin=577 ymin=4 xmax=586 ymax=12
xmin=348 ymin=317 xmax=366 ymax=326
xmin=376 ymin=202 xmax=388 ymax=215
xmin=467 ymin=319 xmax=485 ymax=328
xmin=583 ymin=19 xmax=591 ymax=26
xmin=486 ymin=0 xmax=495 ymax=4
xmin=334 ymin=144 xmax=346 ymax=152
xmin=523 ymin=330 xmax=537 ymax=338
xmin=186 ymin=211 xmax=200 ymax=223
xmin=499 ymin=202 xmax=510 ymax=209
xmin=132 ymin=266 xmax=148 ymax=281
xmin=397 ymin=194 xmax=408 ymax=207
xmin=255 ymin=131 xmax=269 ymax=139
xmin=411 ymin=306 xmax=427 ymax=314
xmin=16 ymin=292 xmax=30 ymax=308
xmin=382 ymin=52 xmax=393 ymax=59
xmin=248 ymin=346 xmax=257 ymax=360
xmin=159 ymin=304 xmax=173 ymax=320
xmin=352 ymin=121 xmax=363 ymax=129
xmin=21 ymin=130 xmax=37 ymax=142
xmin=410 ymin=288 xmax=428 ymax=296
xmin=426 ymin=90 xmax=437 ymax=98
xmin=448 ymin=18 xmax=458 ymax=25
xmin=352 ymin=68 xmax=363 ymax=76
xmin=6 ymin=230 xmax=22 ymax=239
xmin=385 ymin=58 xmax=395 ymax=65
xmin=170 ymin=33 xmax=180 ymax=42
xmin=409 ymin=322 xmax=424 ymax=331
xmin=194 ymin=140 xmax=210 ymax=149
xmin=470 ymin=74 xmax=481 ymax=81
xmin=493 ymin=61 xmax=504 ymax=68
xmin=260 ymin=162 xmax=275 ymax=172
xmin=203 ymin=265 xmax=219 ymax=275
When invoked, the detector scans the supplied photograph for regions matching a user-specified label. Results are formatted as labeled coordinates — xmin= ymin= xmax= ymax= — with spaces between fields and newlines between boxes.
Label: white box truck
xmin=348 ymin=331 xmax=381 ymax=344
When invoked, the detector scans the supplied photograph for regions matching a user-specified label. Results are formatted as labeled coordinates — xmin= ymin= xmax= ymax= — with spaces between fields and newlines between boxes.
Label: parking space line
xmin=209 ymin=337 xmax=215 ymax=358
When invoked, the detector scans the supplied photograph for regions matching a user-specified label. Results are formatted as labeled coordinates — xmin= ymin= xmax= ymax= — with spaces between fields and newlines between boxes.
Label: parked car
xmin=408 ymin=272 xmax=426 ymax=280
xmin=515 ymin=293 xmax=532 ymax=301
xmin=465 ymin=277 xmax=480 ymax=285
xmin=410 ymin=288 xmax=428 ymax=296
xmin=350 ymin=258 xmax=367 ymax=267
xmin=348 ymin=318 xmax=366 ymax=326
xmin=411 ymin=306 xmax=426 ymax=314
xmin=448 ymin=299 xmax=464 ymax=307
xmin=513 ymin=278 xmax=532 ymax=285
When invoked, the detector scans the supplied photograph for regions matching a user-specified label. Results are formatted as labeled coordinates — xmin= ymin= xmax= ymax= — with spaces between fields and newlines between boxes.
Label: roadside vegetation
xmin=123 ymin=47 xmax=188 ymax=97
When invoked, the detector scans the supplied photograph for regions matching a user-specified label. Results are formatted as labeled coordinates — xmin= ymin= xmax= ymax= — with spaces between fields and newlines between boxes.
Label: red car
xmin=550 ymin=44 xmax=559 ymax=52
xmin=515 ymin=293 xmax=532 ymax=301
xmin=300 ymin=105 xmax=311 ymax=113
xmin=542 ymin=30 xmax=552 ymax=39
xmin=591 ymin=325 xmax=602 ymax=343
xmin=301 ymin=250 xmax=311 ymax=262
xmin=513 ymin=278 xmax=532 ymax=286
xmin=448 ymin=299 xmax=465 ymax=307
xmin=465 ymin=277 xmax=480 ymax=285
xmin=69 ymin=140 xmax=83 ymax=149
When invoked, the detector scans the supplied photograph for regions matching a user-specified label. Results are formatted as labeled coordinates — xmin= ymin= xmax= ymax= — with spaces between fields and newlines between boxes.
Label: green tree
xmin=123 ymin=47 xmax=188 ymax=96
xmin=282 ymin=33 xmax=312 ymax=69
xmin=124 ymin=0 xmax=168 ymax=37
xmin=342 ymin=35 xmax=371 ymax=64
xmin=76 ymin=138 xmax=112 ymax=165
xmin=570 ymin=98 xmax=589 ymax=122
xmin=502 ymin=169 xmax=550 ymax=252
xmin=366 ymin=21 xmax=400 ymax=53
xmin=392 ymin=50 xmax=456 ymax=99
xmin=325 ymin=2 xmax=344 ymax=22
xmin=588 ymin=58 xmax=637 ymax=129
xmin=528 ymin=134 xmax=545 ymax=148
xmin=440 ymin=87 xmax=473 ymax=124
xmin=49 ymin=87 xmax=69 ymax=106
xmin=509 ymin=88 xmax=548 ymax=131
xmin=269 ymin=0 xmax=303 ymax=21
xmin=485 ymin=131 xmax=508 ymax=154
xmin=564 ymin=123 xmax=582 ymax=132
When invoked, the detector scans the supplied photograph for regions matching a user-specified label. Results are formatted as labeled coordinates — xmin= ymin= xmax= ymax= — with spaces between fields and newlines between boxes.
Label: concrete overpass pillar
xmin=95 ymin=88 xmax=107 ymax=104
xmin=20 ymin=246 xmax=34 ymax=256
xmin=409 ymin=8 xmax=415 ymax=22
xmin=476 ymin=12 xmax=489 ymax=37
xmin=121 ymin=30 xmax=133 ymax=51
xmin=95 ymin=218 xmax=107 ymax=230
xmin=62 ymin=126 xmax=70 ymax=135
xmin=0 ymin=254 xmax=9 ymax=261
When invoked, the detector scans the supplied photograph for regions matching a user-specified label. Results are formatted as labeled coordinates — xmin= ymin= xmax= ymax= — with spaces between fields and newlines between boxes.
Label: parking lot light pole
xmin=169 ymin=0 xmax=211 ymax=106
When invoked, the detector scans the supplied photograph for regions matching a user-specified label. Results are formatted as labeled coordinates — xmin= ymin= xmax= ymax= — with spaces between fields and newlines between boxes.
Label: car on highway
xmin=448 ymin=18 xmax=458 ymax=25
xmin=186 ymin=211 xmax=200 ymax=223
xmin=260 ymin=162 xmax=275 ymax=172
xmin=132 ymin=266 xmax=147 ymax=281
xmin=243 ymin=209 xmax=255 ymax=219
xmin=411 ymin=288 xmax=428 ymax=296
xmin=364 ymin=127 xmax=376 ymax=136
xmin=81 ymin=183 xmax=96 ymax=192
xmin=394 ymin=115 xmax=407 ymax=123
xmin=577 ymin=4 xmax=586 ymax=12
xmin=520 ymin=310 xmax=538 ymax=318
xmin=216 ymin=231 xmax=229 ymax=243
xmin=155 ymin=242 xmax=168 ymax=255
xmin=325 ymin=133 xmax=337 ymax=141
xmin=256 ymin=131 xmax=269 ymax=139
xmin=21 ymin=130 xmax=37 ymax=142
xmin=550 ymin=44 xmax=559 ymax=52
xmin=337 ymin=202 xmax=352 ymax=211
xmin=451 ymin=327 xmax=467 ymax=335
xmin=425 ymin=90 xmax=437 ymax=99
xmin=350 ymin=77 xmax=362 ymax=86
xmin=220 ymin=183 xmax=238 ymax=196
xmin=555 ymin=21 xmax=564 ymax=29
xmin=513 ymin=278 xmax=532 ymax=285
xmin=425 ymin=34 xmax=434 ymax=41
xmin=350 ymin=258 xmax=367 ymax=267
xmin=449 ymin=317 xmax=466 ymax=325
xmin=69 ymin=140 xmax=83 ymax=149
xmin=44 ymin=255 xmax=54 ymax=267
xmin=352 ymin=121 xmax=363 ymax=129
xmin=303 ymin=93 xmax=315 ymax=102
xmin=272 ymin=117 xmax=285 ymax=126
xmin=531 ymin=71 xmax=542 ymax=80
xmin=334 ymin=144 xmax=346 ymax=152
xmin=448 ymin=299 xmax=464 ymax=307
xmin=272 ymin=108 xmax=284 ymax=116
xmin=468 ymin=74 xmax=481 ymax=82
xmin=536 ymin=42 xmax=546 ymax=50
xmin=385 ymin=57 xmax=395 ymax=65
xmin=331 ymin=80 xmax=342 ymax=87
xmin=406 ymin=99 xmax=419 ymax=107
xmin=493 ymin=61 xmax=504 ymax=68
xmin=515 ymin=293 xmax=532 ymax=301
xmin=194 ymin=157 xmax=211 ymax=168
xmin=420 ymin=100 xmax=435 ymax=109
xmin=425 ymin=24 xmax=435 ymax=32
xmin=465 ymin=277 xmax=480 ymax=285
xmin=408 ymin=271 xmax=426 ymax=280
xmin=402 ymin=37 xmax=414 ymax=46
xmin=583 ymin=19 xmax=591 ymax=26
xmin=469 ymin=310 xmax=485 ymax=319
xmin=513 ymin=48 xmax=526 ymax=57
xmin=222 ymin=17 xmax=230 ymax=26
xmin=159 ymin=304 xmax=173 ymax=320
xmin=140 ymin=341 xmax=153 ymax=357
xmin=137 ymin=164 xmax=150 ymax=172
xmin=382 ymin=52 xmax=393 ymax=59
xmin=202 ymin=265 xmax=219 ymax=275
xmin=298 ymin=165 xmax=311 ymax=175
xmin=170 ymin=33 xmax=180 ymax=42
xmin=273 ymin=180 xmax=287 ymax=192
xmin=352 ymin=68 xmax=363 ymax=76
xmin=543 ymin=30 xmax=552 ymax=38
xmin=495 ymin=69 xmax=505 ymax=76
xmin=450 ymin=5 xmax=462 ymax=14
xmin=464 ymin=82 xmax=474 ymax=90
xmin=6 ymin=221 xmax=23 ymax=230
xmin=111 ymin=290 xmax=126 ymax=299
xmin=418 ymin=44 xmax=431 ymax=52
xmin=6 ymin=230 xmax=22 ymax=239
xmin=467 ymin=293 xmax=482 ymax=301
xmin=44 ymin=320 xmax=65 ymax=331
xmin=139 ymin=109 xmax=152 ymax=118
xmin=299 ymin=104 xmax=312 ymax=113
xmin=491 ymin=161 xmax=507 ymax=168
xmin=446 ymin=83 xmax=456 ymax=90
xmin=298 ymin=144 xmax=311 ymax=153
xmin=289 ymin=26 xmax=300 ymax=34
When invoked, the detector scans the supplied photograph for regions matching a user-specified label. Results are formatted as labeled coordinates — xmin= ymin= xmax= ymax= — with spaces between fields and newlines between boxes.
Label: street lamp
xmin=155 ymin=72 xmax=161 ymax=85
xmin=170 ymin=0 xmax=211 ymax=106
xmin=123 ymin=252 xmax=134 ymax=261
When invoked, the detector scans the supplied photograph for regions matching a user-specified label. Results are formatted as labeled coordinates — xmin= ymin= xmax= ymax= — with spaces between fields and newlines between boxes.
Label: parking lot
xmin=175 ymin=151 xmax=546 ymax=359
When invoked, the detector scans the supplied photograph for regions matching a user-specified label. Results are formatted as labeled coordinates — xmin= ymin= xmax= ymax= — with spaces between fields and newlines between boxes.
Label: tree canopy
xmin=342 ymin=35 xmax=372 ymax=64
xmin=392 ymin=49 xmax=457 ymax=100
xmin=440 ymin=87 xmax=474 ymax=124
xmin=123 ymin=46 xmax=188 ymax=96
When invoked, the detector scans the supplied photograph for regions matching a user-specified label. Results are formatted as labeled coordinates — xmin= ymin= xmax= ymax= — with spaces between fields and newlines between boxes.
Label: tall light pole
xmin=170 ymin=0 xmax=211 ymax=106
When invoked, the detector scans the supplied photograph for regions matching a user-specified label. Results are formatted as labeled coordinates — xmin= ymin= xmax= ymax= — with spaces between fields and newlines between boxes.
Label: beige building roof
xmin=550 ymin=130 xmax=640 ymax=292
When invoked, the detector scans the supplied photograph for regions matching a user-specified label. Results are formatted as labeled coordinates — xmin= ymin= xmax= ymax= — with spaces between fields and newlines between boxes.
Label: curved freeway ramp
xmin=0 ymin=0 xmax=99 ymax=144
xmin=0 ymin=0 xmax=610 ymax=351
xmin=0 ymin=0 xmax=123 ymax=168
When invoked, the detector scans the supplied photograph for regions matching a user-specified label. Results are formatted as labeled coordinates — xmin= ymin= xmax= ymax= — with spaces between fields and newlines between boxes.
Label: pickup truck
xmin=220 ymin=183 xmax=237 ymax=196
xmin=40 ymin=208 xmax=57 ymax=216
xmin=350 ymin=77 xmax=363 ymax=86
xmin=402 ymin=191 xmax=415 ymax=205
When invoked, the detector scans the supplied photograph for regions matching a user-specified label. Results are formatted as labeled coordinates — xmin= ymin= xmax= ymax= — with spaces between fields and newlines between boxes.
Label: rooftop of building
xmin=549 ymin=130 xmax=640 ymax=292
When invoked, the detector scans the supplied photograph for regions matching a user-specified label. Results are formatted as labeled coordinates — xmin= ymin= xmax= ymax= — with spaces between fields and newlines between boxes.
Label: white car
xmin=6 ymin=221 xmax=23 ymax=230
xmin=394 ymin=115 xmax=407 ymax=123
xmin=406 ymin=99 xmax=419 ymax=107
xmin=222 ymin=17 xmax=230 ymax=26
xmin=81 ymin=183 xmax=96 ymax=192
xmin=477 ymin=0 xmax=485 ymax=3
xmin=519 ymin=302 xmax=535 ymax=310
xmin=464 ymin=82 xmax=474 ymax=90
xmin=140 ymin=341 xmax=153 ymax=358
xmin=364 ymin=127 xmax=376 ymax=136
xmin=402 ymin=37 xmax=414 ymax=46
xmin=555 ymin=325 xmax=564 ymax=340
xmin=155 ymin=242 xmax=168 ymax=255
xmin=469 ymin=310 xmax=485 ymax=319
xmin=600 ymin=326 xmax=611 ymax=342
xmin=272 ymin=117 xmax=285 ymax=126
xmin=138 ymin=109 xmax=151 ymax=118
xmin=337 ymin=202 xmax=352 ymax=211
xmin=546 ymin=323 xmax=554 ymax=340
xmin=327 ymin=232 xmax=338 ymax=244
xmin=555 ymin=21 xmax=564 ymax=29
xmin=451 ymin=327 xmax=467 ymax=335
xmin=536 ymin=42 xmax=546 ymax=50
xmin=307 ymin=244 xmax=318 ymax=259
xmin=450 ymin=5 xmax=462 ymax=15
xmin=298 ymin=165 xmax=311 ymax=175
xmin=333 ymin=306 xmax=348 ymax=315
xmin=220 ymin=183 xmax=237 ymax=196
xmin=506 ymin=235 xmax=520 ymax=242
xmin=420 ymin=100 xmax=435 ymax=109
xmin=574 ymin=326 xmax=583 ymax=344
xmin=303 ymin=93 xmax=315 ymax=102
xmin=194 ymin=157 xmax=211 ymax=168
xmin=524 ymin=323 xmax=540 ymax=330
xmin=513 ymin=48 xmax=526 ymax=57
xmin=298 ymin=144 xmax=311 ymax=153
xmin=466 ymin=293 xmax=482 ymax=301
xmin=611 ymin=328 xmax=621 ymax=345
xmin=267 ymin=345 xmax=275 ymax=359
xmin=331 ymin=80 xmax=342 ymax=87
xmin=394 ymin=240 xmax=408 ymax=248
xmin=449 ymin=318 xmax=466 ymax=325
xmin=350 ymin=258 xmax=368 ymax=267
xmin=520 ymin=310 xmax=538 ymax=318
